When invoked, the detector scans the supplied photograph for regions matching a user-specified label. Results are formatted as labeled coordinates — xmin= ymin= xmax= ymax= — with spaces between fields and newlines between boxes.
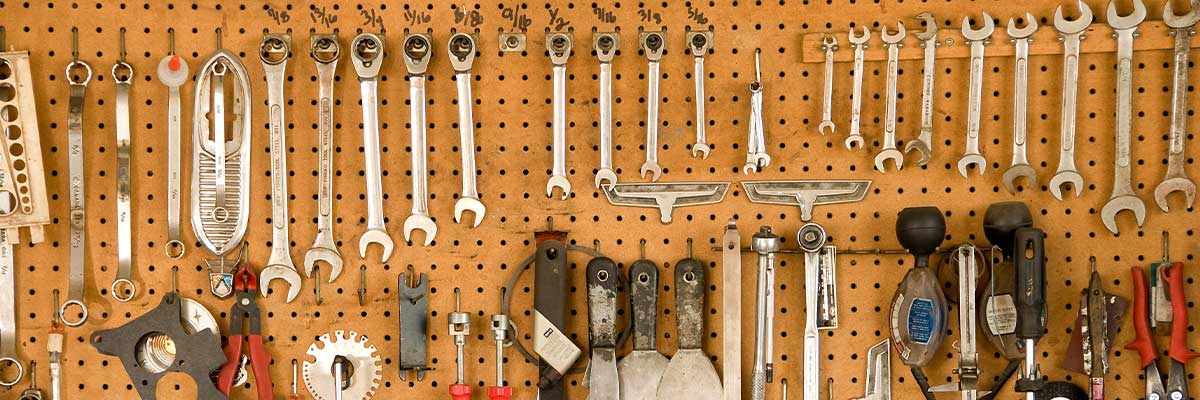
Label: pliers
xmin=216 ymin=262 xmax=274 ymax=400
xmin=1126 ymin=263 xmax=1199 ymax=400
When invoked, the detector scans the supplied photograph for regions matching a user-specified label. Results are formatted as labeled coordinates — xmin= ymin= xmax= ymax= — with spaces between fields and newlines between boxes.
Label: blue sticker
xmin=908 ymin=298 xmax=935 ymax=344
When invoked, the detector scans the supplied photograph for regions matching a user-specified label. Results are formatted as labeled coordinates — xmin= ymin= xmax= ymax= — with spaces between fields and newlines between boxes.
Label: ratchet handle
xmin=1125 ymin=267 xmax=1156 ymax=369
xmin=1164 ymin=262 xmax=1200 ymax=364
xmin=1013 ymin=228 xmax=1045 ymax=339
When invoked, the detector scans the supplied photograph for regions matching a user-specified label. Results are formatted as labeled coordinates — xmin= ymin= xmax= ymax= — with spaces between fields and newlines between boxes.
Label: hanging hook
xmin=215 ymin=27 xmax=223 ymax=49
xmin=168 ymin=28 xmax=175 ymax=55
xmin=687 ymin=238 xmax=693 ymax=258
xmin=639 ymin=239 xmax=647 ymax=259
xmin=118 ymin=27 xmax=127 ymax=63
xmin=171 ymin=266 xmax=179 ymax=293
xmin=1162 ymin=230 xmax=1170 ymax=262
xmin=0 ymin=26 xmax=6 ymax=51
xmin=51 ymin=289 xmax=61 ymax=328
xmin=71 ymin=27 xmax=79 ymax=61
xmin=593 ymin=239 xmax=600 ymax=252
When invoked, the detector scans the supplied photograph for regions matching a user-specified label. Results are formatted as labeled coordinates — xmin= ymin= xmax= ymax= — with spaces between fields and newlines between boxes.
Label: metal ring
xmin=0 ymin=356 xmax=24 ymax=387
xmin=59 ymin=299 xmax=89 ymax=327
xmin=210 ymin=207 xmax=229 ymax=223
xmin=165 ymin=240 xmax=185 ymax=259
xmin=65 ymin=60 xmax=92 ymax=85
xmin=111 ymin=279 xmax=136 ymax=302
xmin=110 ymin=62 xmax=133 ymax=84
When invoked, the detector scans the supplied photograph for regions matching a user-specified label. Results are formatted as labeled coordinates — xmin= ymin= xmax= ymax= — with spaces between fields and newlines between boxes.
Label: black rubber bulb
xmin=895 ymin=206 xmax=946 ymax=269
xmin=983 ymin=201 xmax=1033 ymax=260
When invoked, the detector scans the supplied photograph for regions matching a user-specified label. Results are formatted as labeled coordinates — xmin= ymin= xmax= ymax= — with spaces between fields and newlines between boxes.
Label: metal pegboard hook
xmin=171 ymin=266 xmax=179 ymax=293
xmin=215 ymin=27 xmax=223 ymax=49
xmin=118 ymin=27 xmax=127 ymax=63
xmin=51 ymin=289 xmax=61 ymax=328
xmin=1 ymin=26 xmax=5 ymax=51
xmin=639 ymin=238 xmax=647 ymax=259
xmin=168 ymin=28 xmax=175 ymax=55
xmin=687 ymin=237 xmax=694 ymax=258
xmin=1161 ymin=230 xmax=1169 ymax=261
xmin=71 ymin=27 xmax=79 ymax=61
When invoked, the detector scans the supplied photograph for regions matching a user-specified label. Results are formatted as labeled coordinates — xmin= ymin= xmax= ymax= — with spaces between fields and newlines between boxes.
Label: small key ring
xmin=0 ymin=356 xmax=24 ymax=387
xmin=65 ymin=60 xmax=91 ymax=86
xmin=111 ymin=278 xmax=136 ymax=302
xmin=58 ymin=299 xmax=88 ymax=328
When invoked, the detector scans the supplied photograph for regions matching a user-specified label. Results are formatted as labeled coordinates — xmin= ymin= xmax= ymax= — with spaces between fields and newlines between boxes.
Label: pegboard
xmin=0 ymin=1 xmax=1198 ymax=399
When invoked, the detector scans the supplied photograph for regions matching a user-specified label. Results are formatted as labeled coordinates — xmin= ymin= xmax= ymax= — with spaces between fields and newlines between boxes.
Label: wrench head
xmin=1164 ymin=0 xmax=1200 ymax=28
xmin=303 ymin=247 xmax=344 ymax=283
xmin=820 ymin=34 xmax=838 ymax=50
xmin=402 ymin=214 xmax=438 ymax=246
xmin=1001 ymin=164 xmax=1038 ymax=194
xmin=1100 ymin=194 xmax=1147 ymax=234
xmin=742 ymin=162 xmax=759 ymax=175
xmin=915 ymin=12 xmax=939 ymax=41
xmin=453 ymin=197 xmax=487 ymax=228
xmin=848 ymin=26 xmax=872 ymax=45
xmin=640 ymin=161 xmax=663 ymax=182
xmin=1054 ymin=1 xmax=1095 ymax=33
xmin=357 ymin=228 xmax=394 ymax=262
xmin=1153 ymin=177 xmax=1197 ymax=212
xmin=903 ymin=140 xmax=931 ymax=166
xmin=595 ymin=169 xmax=618 ymax=189
xmin=260 ymin=265 xmax=302 ymax=303
xmin=874 ymin=149 xmax=905 ymax=173
xmin=961 ymin=13 xmax=996 ymax=41
xmin=881 ymin=22 xmax=907 ymax=43
xmin=691 ymin=143 xmax=711 ymax=159
xmin=1106 ymin=0 xmax=1147 ymax=29
xmin=1006 ymin=13 xmax=1039 ymax=38
xmin=957 ymin=154 xmax=987 ymax=178
xmin=1048 ymin=170 xmax=1086 ymax=200
xmin=844 ymin=135 xmax=864 ymax=150
xmin=818 ymin=120 xmax=835 ymax=136
xmin=547 ymin=175 xmax=572 ymax=200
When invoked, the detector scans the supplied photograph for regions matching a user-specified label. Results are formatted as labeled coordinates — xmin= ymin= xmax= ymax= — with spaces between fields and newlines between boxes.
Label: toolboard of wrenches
xmin=2 ymin=0 xmax=1200 ymax=399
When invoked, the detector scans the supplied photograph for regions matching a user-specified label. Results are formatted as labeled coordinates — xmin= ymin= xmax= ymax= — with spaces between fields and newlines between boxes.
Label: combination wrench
xmin=874 ymin=23 xmax=905 ymax=173
xmin=259 ymin=34 xmax=302 ymax=303
xmin=351 ymin=33 xmax=395 ymax=261
xmin=449 ymin=33 xmax=486 ymax=227
xmin=744 ymin=49 xmax=770 ymax=174
xmin=62 ymin=31 xmax=90 ymax=326
xmin=1002 ymin=15 xmax=1038 ymax=193
xmin=158 ymin=29 xmax=187 ymax=259
xmin=1100 ymin=0 xmax=1147 ymax=235
xmin=546 ymin=32 xmax=573 ymax=200
xmin=303 ymin=34 xmax=344 ymax=282
xmin=688 ymin=30 xmax=713 ymax=158
xmin=905 ymin=13 xmax=939 ymax=166
xmin=1049 ymin=1 xmax=1093 ymax=200
xmin=0 ymin=227 xmax=24 ymax=387
xmin=818 ymin=34 xmax=837 ymax=136
xmin=640 ymin=31 xmax=666 ymax=182
xmin=1155 ymin=2 xmax=1199 ymax=212
xmin=593 ymin=32 xmax=619 ymax=188
xmin=112 ymin=29 xmax=136 ymax=302
xmin=402 ymin=33 xmax=437 ymax=246
xmin=845 ymin=27 xmax=870 ymax=150
xmin=958 ymin=14 xmax=994 ymax=178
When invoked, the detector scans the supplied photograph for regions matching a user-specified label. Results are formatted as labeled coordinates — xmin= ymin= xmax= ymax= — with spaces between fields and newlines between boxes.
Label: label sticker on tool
xmin=534 ymin=311 xmax=582 ymax=375
xmin=907 ymin=298 xmax=935 ymax=344
xmin=985 ymin=294 xmax=1017 ymax=335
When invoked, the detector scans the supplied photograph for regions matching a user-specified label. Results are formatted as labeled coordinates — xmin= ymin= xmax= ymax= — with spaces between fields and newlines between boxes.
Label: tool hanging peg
xmin=449 ymin=288 xmax=472 ymax=400
xmin=216 ymin=245 xmax=273 ymax=400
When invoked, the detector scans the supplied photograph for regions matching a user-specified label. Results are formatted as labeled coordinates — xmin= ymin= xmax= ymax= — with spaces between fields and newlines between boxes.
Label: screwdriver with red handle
xmin=488 ymin=289 xmax=513 ymax=400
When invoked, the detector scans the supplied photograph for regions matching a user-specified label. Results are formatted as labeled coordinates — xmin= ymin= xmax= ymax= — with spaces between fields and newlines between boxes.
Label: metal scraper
xmin=618 ymin=249 xmax=670 ymax=400
xmin=656 ymin=241 xmax=722 ymax=400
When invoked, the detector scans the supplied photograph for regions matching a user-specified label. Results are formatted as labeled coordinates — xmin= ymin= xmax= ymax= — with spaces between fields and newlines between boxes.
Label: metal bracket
xmin=397 ymin=270 xmax=430 ymax=381
xmin=741 ymin=180 xmax=871 ymax=221
xmin=602 ymin=182 xmax=730 ymax=224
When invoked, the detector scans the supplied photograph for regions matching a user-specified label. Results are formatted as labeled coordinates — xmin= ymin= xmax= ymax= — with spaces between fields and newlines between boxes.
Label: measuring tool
xmin=889 ymin=206 xmax=947 ymax=400
xmin=929 ymin=244 xmax=989 ymax=399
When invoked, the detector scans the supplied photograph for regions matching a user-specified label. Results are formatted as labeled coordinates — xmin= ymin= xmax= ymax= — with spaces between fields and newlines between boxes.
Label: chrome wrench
xmin=259 ymin=34 xmax=302 ymax=303
xmin=402 ymin=33 xmax=437 ymax=246
xmin=0 ymin=228 xmax=23 ymax=387
xmin=721 ymin=221 xmax=741 ymax=400
xmin=303 ymin=34 xmax=344 ymax=282
xmin=1100 ymin=0 xmax=1147 ymax=235
xmin=875 ymin=23 xmax=905 ymax=173
xmin=546 ymin=32 xmax=573 ymax=200
xmin=744 ymin=49 xmax=770 ymax=174
xmin=593 ymin=32 xmax=619 ymax=188
xmin=846 ymin=28 xmax=870 ymax=150
xmin=905 ymin=13 xmax=939 ymax=166
xmin=750 ymin=227 xmax=780 ymax=400
xmin=1049 ymin=1 xmax=1093 ymax=200
xmin=1155 ymin=2 xmax=1199 ymax=212
xmin=958 ymin=14 xmax=994 ymax=178
xmin=1002 ymin=15 xmax=1038 ymax=193
xmin=351 ymin=33 xmax=395 ymax=261
xmin=640 ymin=31 xmax=665 ymax=182
xmin=112 ymin=30 xmax=136 ymax=302
xmin=158 ymin=29 xmax=188 ymax=259
xmin=688 ymin=30 xmax=713 ymax=158
xmin=818 ymin=34 xmax=837 ymax=136
xmin=449 ymin=33 xmax=486 ymax=227
xmin=62 ymin=39 xmax=90 ymax=327
xmin=799 ymin=224 xmax=828 ymax=400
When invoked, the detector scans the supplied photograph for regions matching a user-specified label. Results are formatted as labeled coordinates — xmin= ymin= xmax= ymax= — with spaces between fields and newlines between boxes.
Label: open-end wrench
xmin=905 ymin=13 xmax=939 ymax=166
xmin=1049 ymin=1 xmax=1093 ymax=200
xmin=259 ymin=34 xmax=301 ymax=303
xmin=112 ymin=30 xmax=136 ymax=303
xmin=688 ymin=31 xmax=713 ymax=158
xmin=640 ymin=31 xmax=666 ymax=182
xmin=351 ymin=33 xmax=395 ymax=261
xmin=303 ymin=34 xmax=344 ymax=283
xmin=449 ymin=33 xmax=486 ymax=227
xmin=1155 ymin=2 xmax=1200 ymax=212
xmin=158 ymin=29 xmax=188 ymax=259
xmin=402 ymin=33 xmax=437 ymax=246
xmin=958 ymin=14 xmax=994 ymax=178
xmin=846 ymin=27 xmax=870 ymax=150
xmin=593 ymin=32 xmax=619 ymax=188
xmin=818 ymin=34 xmax=837 ymax=136
xmin=546 ymin=32 xmax=573 ymax=199
xmin=1002 ymin=15 xmax=1038 ymax=193
xmin=875 ymin=23 xmax=905 ymax=173
xmin=1101 ymin=0 xmax=1147 ymax=235
xmin=744 ymin=49 xmax=770 ymax=174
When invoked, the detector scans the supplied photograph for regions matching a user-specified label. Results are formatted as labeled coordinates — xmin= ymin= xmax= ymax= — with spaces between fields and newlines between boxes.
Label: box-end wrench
xmin=846 ymin=28 xmax=870 ymax=150
xmin=905 ymin=13 xmax=938 ymax=166
xmin=744 ymin=49 xmax=770 ymax=174
xmin=1155 ymin=3 xmax=1200 ymax=212
xmin=1101 ymin=0 xmax=1147 ymax=235
xmin=258 ymin=34 xmax=302 ymax=303
xmin=158 ymin=29 xmax=188 ymax=259
xmin=688 ymin=30 xmax=713 ymax=158
xmin=958 ymin=14 xmax=994 ymax=178
xmin=402 ymin=33 xmax=437 ymax=246
xmin=303 ymin=34 xmax=344 ymax=282
xmin=112 ymin=30 xmax=137 ymax=303
xmin=875 ymin=23 xmax=905 ymax=173
xmin=546 ymin=32 xmax=573 ymax=200
xmin=818 ymin=34 xmax=837 ymax=136
xmin=593 ymin=32 xmax=619 ymax=188
xmin=1002 ymin=15 xmax=1038 ymax=194
xmin=640 ymin=31 xmax=666 ymax=182
xmin=449 ymin=33 xmax=487 ymax=227
xmin=1049 ymin=2 xmax=1093 ymax=200
xmin=351 ymin=33 xmax=395 ymax=261
xmin=0 ymin=229 xmax=24 ymax=387
xmin=62 ymin=37 xmax=91 ymax=327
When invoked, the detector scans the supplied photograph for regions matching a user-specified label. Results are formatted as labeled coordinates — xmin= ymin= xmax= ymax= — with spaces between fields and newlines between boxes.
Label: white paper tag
xmin=985 ymin=294 xmax=1017 ymax=335
xmin=534 ymin=310 xmax=582 ymax=375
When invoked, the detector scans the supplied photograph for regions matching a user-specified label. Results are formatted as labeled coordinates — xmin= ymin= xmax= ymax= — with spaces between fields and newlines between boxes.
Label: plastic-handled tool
xmin=449 ymin=288 xmax=472 ymax=400
xmin=1012 ymin=227 xmax=1046 ymax=399
xmin=288 ymin=359 xmax=299 ymax=400
xmin=488 ymin=289 xmax=513 ymax=400
xmin=889 ymin=206 xmax=947 ymax=400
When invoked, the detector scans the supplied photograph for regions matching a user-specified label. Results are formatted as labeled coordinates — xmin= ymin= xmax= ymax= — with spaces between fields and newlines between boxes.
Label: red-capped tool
xmin=488 ymin=289 xmax=513 ymax=400
xmin=216 ymin=257 xmax=274 ymax=400
xmin=1125 ymin=263 xmax=1199 ymax=400
xmin=449 ymin=288 xmax=472 ymax=400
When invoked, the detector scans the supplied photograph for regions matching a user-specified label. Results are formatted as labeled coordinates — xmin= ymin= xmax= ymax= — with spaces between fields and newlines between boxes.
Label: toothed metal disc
xmin=302 ymin=330 xmax=383 ymax=400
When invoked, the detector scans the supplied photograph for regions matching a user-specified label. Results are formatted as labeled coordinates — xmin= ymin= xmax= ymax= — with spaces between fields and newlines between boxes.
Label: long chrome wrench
xmin=0 ymin=228 xmax=23 ymax=387
xmin=846 ymin=28 xmax=870 ymax=150
xmin=744 ymin=50 xmax=770 ymax=174
xmin=1155 ymin=3 xmax=1199 ymax=211
xmin=906 ymin=13 xmax=939 ymax=166
xmin=449 ymin=33 xmax=486 ymax=227
xmin=818 ymin=34 xmax=837 ymax=136
xmin=112 ymin=30 xmax=136 ymax=302
xmin=640 ymin=31 xmax=665 ymax=182
xmin=259 ymin=34 xmax=302 ymax=303
xmin=158 ymin=29 xmax=188 ymax=259
xmin=401 ymin=33 xmax=437 ymax=246
xmin=351 ymin=33 xmax=395 ymax=261
xmin=546 ymin=32 xmax=573 ymax=200
xmin=62 ymin=39 xmax=90 ymax=326
xmin=593 ymin=32 xmax=619 ymax=188
xmin=1002 ymin=16 xmax=1039 ymax=193
xmin=688 ymin=31 xmax=713 ymax=158
xmin=1049 ymin=2 xmax=1093 ymax=200
xmin=721 ymin=221 xmax=741 ymax=400
xmin=750 ymin=227 xmax=780 ymax=400
xmin=303 ymin=34 xmax=344 ymax=282
xmin=1100 ymin=0 xmax=1147 ymax=235
xmin=874 ymin=23 xmax=906 ymax=173
xmin=957 ymin=14 xmax=994 ymax=178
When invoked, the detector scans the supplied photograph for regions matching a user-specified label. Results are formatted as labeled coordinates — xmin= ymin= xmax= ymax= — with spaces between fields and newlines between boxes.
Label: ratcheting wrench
xmin=640 ymin=31 xmax=666 ymax=181
xmin=1049 ymin=1 xmax=1093 ymax=200
xmin=688 ymin=30 xmax=713 ymax=158
xmin=594 ymin=32 xmax=619 ymax=188
xmin=62 ymin=37 xmax=91 ymax=327
xmin=159 ymin=29 xmax=188 ymax=259
xmin=875 ymin=23 xmax=905 ymax=173
xmin=303 ymin=34 xmax=344 ymax=283
xmin=112 ymin=30 xmax=136 ymax=303
xmin=818 ymin=34 xmax=837 ymax=136
xmin=1002 ymin=15 xmax=1038 ymax=193
xmin=258 ymin=34 xmax=302 ymax=303
xmin=846 ymin=27 xmax=870 ymax=150
xmin=449 ymin=33 xmax=486 ymax=227
xmin=958 ymin=14 xmax=994 ymax=178
xmin=744 ymin=49 xmax=770 ymax=174
xmin=906 ymin=13 xmax=939 ymax=166
xmin=1155 ymin=2 xmax=1200 ymax=212
xmin=1100 ymin=0 xmax=1147 ymax=235
xmin=546 ymin=32 xmax=573 ymax=199
xmin=351 ymin=33 xmax=395 ymax=261
xmin=402 ymin=33 xmax=437 ymax=246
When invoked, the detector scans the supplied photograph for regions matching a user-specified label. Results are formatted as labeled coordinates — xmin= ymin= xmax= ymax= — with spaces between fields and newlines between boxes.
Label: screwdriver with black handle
xmin=1012 ymin=227 xmax=1045 ymax=400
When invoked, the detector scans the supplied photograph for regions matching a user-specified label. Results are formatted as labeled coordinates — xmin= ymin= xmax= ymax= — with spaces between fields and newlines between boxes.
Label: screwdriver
xmin=449 ymin=288 xmax=471 ymax=400
xmin=1012 ymin=227 xmax=1046 ymax=400
xmin=488 ymin=289 xmax=513 ymax=400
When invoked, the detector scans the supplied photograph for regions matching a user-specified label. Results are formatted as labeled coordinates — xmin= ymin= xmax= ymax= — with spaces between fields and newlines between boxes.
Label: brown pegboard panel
xmin=0 ymin=1 xmax=1196 ymax=399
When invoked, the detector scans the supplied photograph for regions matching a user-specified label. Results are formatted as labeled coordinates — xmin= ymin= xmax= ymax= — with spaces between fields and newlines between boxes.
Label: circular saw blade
xmin=302 ymin=330 xmax=383 ymax=400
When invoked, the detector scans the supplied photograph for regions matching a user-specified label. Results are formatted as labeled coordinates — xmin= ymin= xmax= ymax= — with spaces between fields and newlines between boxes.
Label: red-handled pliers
xmin=1125 ymin=263 xmax=1199 ymax=400
xmin=216 ymin=264 xmax=274 ymax=400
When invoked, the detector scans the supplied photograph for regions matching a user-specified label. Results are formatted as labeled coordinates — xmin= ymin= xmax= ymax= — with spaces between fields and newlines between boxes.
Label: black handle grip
xmin=1013 ymin=227 xmax=1046 ymax=340
xmin=910 ymin=367 xmax=937 ymax=400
